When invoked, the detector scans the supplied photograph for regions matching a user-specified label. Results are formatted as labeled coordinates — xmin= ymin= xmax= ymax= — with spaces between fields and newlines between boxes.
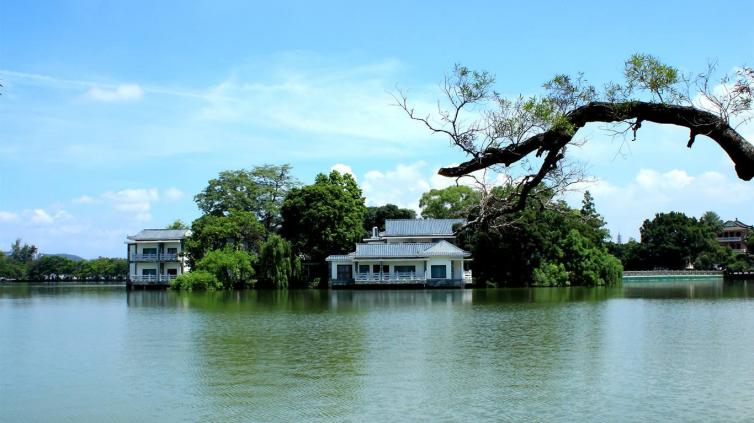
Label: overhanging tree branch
xmin=439 ymin=101 xmax=754 ymax=181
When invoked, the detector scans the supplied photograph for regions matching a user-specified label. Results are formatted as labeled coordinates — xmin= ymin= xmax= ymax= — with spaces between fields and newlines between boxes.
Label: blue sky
xmin=1 ymin=0 xmax=754 ymax=258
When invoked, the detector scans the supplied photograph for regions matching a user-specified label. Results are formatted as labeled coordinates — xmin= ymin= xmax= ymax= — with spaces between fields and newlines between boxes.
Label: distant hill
xmin=38 ymin=253 xmax=85 ymax=262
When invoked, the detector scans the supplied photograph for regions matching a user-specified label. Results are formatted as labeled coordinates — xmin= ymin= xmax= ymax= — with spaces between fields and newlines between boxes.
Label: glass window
xmin=167 ymin=247 xmax=178 ymax=254
xmin=142 ymin=269 xmax=157 ymax=276
xmin=431 ymin=265 xmax=447 ymax=279
xmin=358 ymin=265 xmax=369 ymax=274
xmin=394 ymin=265 xmax=415 ymax=273
xmin=167 ymin=269 xmax=178 ymax=275
xmin=373 ymin=264 xmax=381 ymax=273
xmin=143 ymin=247 xmax=157 ymax=254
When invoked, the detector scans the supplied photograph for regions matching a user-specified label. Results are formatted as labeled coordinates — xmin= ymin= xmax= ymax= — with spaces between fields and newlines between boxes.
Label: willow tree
xmin=398 ymin=54 xmax=754 ymax=225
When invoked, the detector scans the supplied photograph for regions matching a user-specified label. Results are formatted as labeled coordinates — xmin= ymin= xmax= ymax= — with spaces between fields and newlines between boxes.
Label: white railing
xmin=132 ymin=253 xmax=158 ymax=261
xmin=354 ymin=272 xmax=422 ymax=282
xmin=464 ymin=270 xmax=473 ymax=280
xmin=131 ymin=253 xmax=180 ymax=261
xmin=130 ymin=274 xmax=178 ymax=283
xmin=717 ymin=237 xmax=743 ymax=242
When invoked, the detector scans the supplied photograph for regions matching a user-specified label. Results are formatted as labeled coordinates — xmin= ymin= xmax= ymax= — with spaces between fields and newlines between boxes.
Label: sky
xmin=1 ymin=0 xmax=753 ymax=258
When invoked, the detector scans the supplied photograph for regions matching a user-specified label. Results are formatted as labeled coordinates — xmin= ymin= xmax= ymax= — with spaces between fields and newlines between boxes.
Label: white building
xmin=326 ymin=219 xmax=472 ymax=287
xmin=126 ymin=229 xmax=190 ymax=285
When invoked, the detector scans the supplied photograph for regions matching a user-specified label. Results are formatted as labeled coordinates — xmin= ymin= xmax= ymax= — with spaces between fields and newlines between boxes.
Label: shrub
xmin=170 ymin=270 xmax=222 ymax=291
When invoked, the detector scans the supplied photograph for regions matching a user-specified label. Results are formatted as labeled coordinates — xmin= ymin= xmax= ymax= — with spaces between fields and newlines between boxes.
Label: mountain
xmin=38 ymin=253 xmax=85 ymax=262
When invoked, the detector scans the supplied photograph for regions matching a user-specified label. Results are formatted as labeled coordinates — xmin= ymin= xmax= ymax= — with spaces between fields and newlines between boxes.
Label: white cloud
xmin=0 ymin=211 xmax=19 ymax=222
xmin=29 ymin=209 xmax=72 ymax=225
xmin=164 ymin=187 xmax=184 ymax=202
xmin=86 ymin=84 xmax=143 ymax=102
xmin=72 ymin=195 xmax=96 ymax=204
xmin=330 ymin=163 xmax=355 ymax=179
xmin=565 ymin=168 xmax=754 ymax=241
xmin=361 ymin=162 xmax=432 ymax=211
xmin=102 ymin=188 xmax=159 ymax=221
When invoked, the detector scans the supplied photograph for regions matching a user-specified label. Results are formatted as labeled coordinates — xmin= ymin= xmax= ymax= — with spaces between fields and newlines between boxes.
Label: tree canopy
xmin=281 ymin=170 xmax=366 ymax=269
xmin=400 ymin=55 xmax=754 ymax=224
xmin=363 ymin=204 xmax=416 ymax=233
xmin=194 ymin=164 xmax=299 ymax=232
xmin=419 ymin=185 xmax=481 ymax=219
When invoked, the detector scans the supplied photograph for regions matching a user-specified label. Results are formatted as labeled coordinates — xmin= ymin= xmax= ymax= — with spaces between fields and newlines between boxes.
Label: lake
xmin=2 ymin=280 xmax=754 ymax=422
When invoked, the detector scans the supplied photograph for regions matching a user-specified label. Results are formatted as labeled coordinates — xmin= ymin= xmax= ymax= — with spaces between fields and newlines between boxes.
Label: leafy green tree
xmin=458 ymin=186 xmax=620 ymax=287
xmin=419 ymin=186 xmax=481 ymax=219
xmin=170 ymin=270 xmax=222 ymax=291
xmin=700 ymin=211 xmax=724 ymax=235
xmin=165 ymin=219 xmax=189 ymax=230
xmin=400 ymin=55 xmax=754 ymax=220
xmin=639 ymin=212 xmax=715 ymax=269
xmin=257 ymin=234 xmax=301 ymax=288
xmin=0 ymin=252 xmax=23 ymax=279
xmin=281 ymin=171 xmax=366 ymax=279
xmin=194 ymin=164 xmax=299 ymax=232
xmin=748 ymin=231 xmax=754 ymax=255
xmin=27 ymin=256 xmax=76 ymax=280
xmin=185 ymin=210 xmax=265 ymax=265
xmin=10 ymin=239 xmax=37 ymax=264
xmin=195 ymin=248 xmax=255 ymax=289
xmin=363 ymin=204 xmax=416 ymax=233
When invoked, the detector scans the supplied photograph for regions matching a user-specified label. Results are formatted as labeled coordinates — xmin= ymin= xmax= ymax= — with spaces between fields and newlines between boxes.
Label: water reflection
xmin=2 ymin=280 xmax=754 ymax=421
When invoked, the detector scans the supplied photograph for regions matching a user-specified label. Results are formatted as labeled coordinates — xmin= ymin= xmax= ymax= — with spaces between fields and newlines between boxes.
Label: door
xmin=336 ymin=265 xmax=352 ymax=281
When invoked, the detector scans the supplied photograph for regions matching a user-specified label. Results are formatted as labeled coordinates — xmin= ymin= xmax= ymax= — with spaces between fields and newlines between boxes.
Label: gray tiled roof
xmin=351 ymin=240 xmax=470 ymax=259
xmin=384 ymin=219 xmax=465 ymax=236
xmin=127 ymin=229 xmax=190 ymax=241
xmin=723 ymin=220 xmax=752 ymax=229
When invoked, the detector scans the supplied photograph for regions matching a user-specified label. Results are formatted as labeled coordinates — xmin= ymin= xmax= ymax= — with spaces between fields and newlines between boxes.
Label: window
xmin=358 ymin=265 xmax=370 ymax=274
xmin=167 ymin=247 xmax=178 ymax=254
xmin=142 ymin=247 xmax=157 ymax=254
xmin=337 ymin=265 xmax=352 ymax=281
xmin=395 ymin=265 xmax=415 ymax=274
xmin=141 ymin=269 xmax=157 ymax=276
xmin=431 ymin=265 xmax=447 ymax=279
xmin=167 ymin=269 xmax=178 ymax=276
xmin=373 ymin=264 xmax=381 ymax=273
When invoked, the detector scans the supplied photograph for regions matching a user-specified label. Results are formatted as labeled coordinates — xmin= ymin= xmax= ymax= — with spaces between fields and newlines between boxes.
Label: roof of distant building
xmin=383 ymin=219 xmax=465 ymax=237
xmin=346 ymin=240 xmax=470 ymax=259
xmin=723 ymin=219 xmax=752 ymax=229
xmin=127 ymin=229 xmax=190 ymax=242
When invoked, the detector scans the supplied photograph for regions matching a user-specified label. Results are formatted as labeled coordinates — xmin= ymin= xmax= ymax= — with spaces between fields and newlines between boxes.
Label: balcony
xmin=354 ymin=271 xmax=424 ymax=284
xmin=130 ymin=274 xmax=178 ymax=283
xmin=717 ymin=236 xmax=743 ymax=242
xmin=130 ymin=253 xmax=180 ymax=262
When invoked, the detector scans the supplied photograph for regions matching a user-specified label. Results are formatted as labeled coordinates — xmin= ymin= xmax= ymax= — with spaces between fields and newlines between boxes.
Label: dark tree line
xmin=0 ymin=240 xmax=127 ymax=281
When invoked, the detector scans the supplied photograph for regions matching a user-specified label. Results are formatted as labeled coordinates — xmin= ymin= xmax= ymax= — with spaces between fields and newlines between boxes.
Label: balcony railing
xmin=464 ymin=270 xmax=473 ymax=280
xmin=717 ymin=236 xmax=743 ymax=242
xmin=354 ymin=271 xmax=423 ymax=282
xmin=130 ymin=274 xmax=179 ymax=283
xmin=130 ymin=253 xmax=180 ymax=262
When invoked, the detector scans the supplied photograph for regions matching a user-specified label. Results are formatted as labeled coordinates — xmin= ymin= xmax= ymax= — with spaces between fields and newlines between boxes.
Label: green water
xmin=2 ymin=280 xmax=754 ymax=422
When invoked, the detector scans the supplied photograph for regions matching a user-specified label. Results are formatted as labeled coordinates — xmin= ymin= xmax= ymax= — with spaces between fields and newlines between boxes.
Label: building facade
xmin=126 ymin=229 xmax=190 ymax=285
xmin=326 ymin=219 xmax=472 ymax=288
xmin=717 ymin=219 xmax=752 ymax=254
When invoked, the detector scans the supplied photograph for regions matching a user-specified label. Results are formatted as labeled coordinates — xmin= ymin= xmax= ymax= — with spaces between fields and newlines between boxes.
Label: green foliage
xmin=194 ymin=164 xmax=298 ymax=232
xmin=10 ymin=239 xmax=37 ymax=263
xmin=700 ymin=211 xmax=724 ymax=235
xmin=639 ymin=212 xmax=715 ymax=269
xmin=170 ymin=270 xmax=222 ymax=291
xmin=623 ymin=53 xmax=681 ymax=102
xmin=363 ymin=204 xmax=416 ymax=233
xmin=532 ymin=262 xmax=569 ymax=287
xmin=281 ymin=171 xmax=366 ymax=275
xmin=258 ymin=234 xmax=301 ymax=288
xmin=0 ymin=252 xmax=24 ymax=279
xmin=459 ymin=188 xmax=619 ymax=287
xmin=419 ymin=185 xmax=481 ymax=219
xmin=195 ymin=248 xmax=255 ymax=289
xmin=165 ymin=219 xmax=189 ymax=230
xmin=185 ymin=210 xmax=265 ymax=266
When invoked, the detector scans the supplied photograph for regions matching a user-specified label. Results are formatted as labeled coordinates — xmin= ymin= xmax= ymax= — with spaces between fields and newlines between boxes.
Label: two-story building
xmin=717 ymin=219 xmax=752 ymax=254
xmin=326 ymin=219 xmax=472 ymax=288
xmin=126 ymin=229 xmax=190 ymax=286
